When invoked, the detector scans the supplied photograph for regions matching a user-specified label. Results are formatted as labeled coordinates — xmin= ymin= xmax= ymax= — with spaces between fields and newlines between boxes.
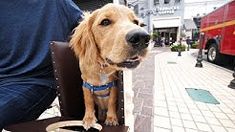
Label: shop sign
xmin=157 ymin=6 xmax=180 ymax=15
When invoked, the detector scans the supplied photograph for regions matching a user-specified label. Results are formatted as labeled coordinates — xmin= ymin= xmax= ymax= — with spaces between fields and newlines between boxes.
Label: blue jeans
xmin=0 ymin=83 xmax=56 ymax=130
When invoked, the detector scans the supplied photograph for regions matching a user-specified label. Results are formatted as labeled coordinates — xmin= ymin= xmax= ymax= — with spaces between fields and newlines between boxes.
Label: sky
xmin=184 ymin=0 xmax=229 ymax=3
xmin=184 ymin=0 xmax=231 ymax=18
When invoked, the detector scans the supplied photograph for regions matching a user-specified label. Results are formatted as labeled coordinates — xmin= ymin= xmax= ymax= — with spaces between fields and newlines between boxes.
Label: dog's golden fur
xmin=70 ymin=3 xmax=149 ymax=129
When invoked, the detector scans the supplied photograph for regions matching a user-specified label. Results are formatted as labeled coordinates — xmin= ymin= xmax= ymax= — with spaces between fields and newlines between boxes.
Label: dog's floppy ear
xmin=70 ymin=11 xmax=100 ymax=64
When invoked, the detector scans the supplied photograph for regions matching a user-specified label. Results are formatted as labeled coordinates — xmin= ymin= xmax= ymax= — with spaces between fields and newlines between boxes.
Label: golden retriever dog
xmin=70 ymin=3 xmax=150 ymax=129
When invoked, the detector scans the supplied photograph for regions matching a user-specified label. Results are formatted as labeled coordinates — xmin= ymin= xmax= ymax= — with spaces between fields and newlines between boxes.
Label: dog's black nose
xmin=126 ymin=29 xmax=150 ymax=49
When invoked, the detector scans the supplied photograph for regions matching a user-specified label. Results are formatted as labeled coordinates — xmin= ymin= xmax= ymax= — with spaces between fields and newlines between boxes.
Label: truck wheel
xmin=207 ymin=44 xmax=221 ymax=64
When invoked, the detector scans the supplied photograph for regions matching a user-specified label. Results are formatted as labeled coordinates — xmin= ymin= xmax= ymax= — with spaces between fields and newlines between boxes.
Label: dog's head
xmin=70 ymin=4 xmax=150 ymax=69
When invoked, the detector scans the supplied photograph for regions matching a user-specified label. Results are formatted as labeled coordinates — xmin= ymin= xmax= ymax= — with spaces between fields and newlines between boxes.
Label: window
xmin=134 ymin=4 xmax=139 ymax=15
xmin=154 ymin=0 xmax=160 ymax=5
xmin=164 ymin=0 xmax=170 ymax=4
xmin=175 ymin=0 xmax=181 ymax=3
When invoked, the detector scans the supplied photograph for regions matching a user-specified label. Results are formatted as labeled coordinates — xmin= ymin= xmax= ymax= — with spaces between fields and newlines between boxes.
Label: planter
xmin=170 ymin=45 xmax=186 ymax=52
xmin=191 ymin=43 xmax=199 ymax=49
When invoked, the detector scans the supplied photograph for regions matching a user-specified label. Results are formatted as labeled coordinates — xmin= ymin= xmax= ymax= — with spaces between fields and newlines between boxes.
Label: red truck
xmin=200 ymin=0 xmax=235 ymax=64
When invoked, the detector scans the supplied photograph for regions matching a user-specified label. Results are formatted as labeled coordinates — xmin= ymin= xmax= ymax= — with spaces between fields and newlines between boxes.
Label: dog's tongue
xmin=106 ymin=56 xmax=142 ymax=68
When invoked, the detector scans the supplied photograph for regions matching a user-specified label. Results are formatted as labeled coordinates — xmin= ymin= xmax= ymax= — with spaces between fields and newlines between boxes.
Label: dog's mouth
xmin=106 ymin=56 xmax=141 ymax=69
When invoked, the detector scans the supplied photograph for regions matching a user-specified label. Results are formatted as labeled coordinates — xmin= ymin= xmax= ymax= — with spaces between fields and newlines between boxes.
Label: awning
xmin=153 ymin=18 xmax=181 ymax=28
xmin=184 ymin=19 xmax=197 ymax=30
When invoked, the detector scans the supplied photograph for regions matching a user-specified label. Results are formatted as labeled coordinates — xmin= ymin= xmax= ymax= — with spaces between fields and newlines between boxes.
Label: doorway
xmin=154 ymin=27 xmax=178 ymax=46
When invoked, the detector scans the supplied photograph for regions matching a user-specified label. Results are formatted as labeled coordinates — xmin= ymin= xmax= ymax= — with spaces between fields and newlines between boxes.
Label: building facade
xmin=128 ymin=0 xmax=184 ymax=45
xmin=128 ymin=0 xmax=232 ymax=45
xmin=152 ymin=0 xmax=184 ymax=45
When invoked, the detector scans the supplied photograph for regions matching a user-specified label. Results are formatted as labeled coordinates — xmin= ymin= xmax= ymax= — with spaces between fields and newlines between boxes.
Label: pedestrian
xmin=169 ymin=37 xmax=173 ymax=46
xmin=186 ymin=36 xmax=191 ymax=47
xmin=161 ymin=37 xmax=165 ymax=47
xmin=0 ymin=0 xmax=83 ymax=130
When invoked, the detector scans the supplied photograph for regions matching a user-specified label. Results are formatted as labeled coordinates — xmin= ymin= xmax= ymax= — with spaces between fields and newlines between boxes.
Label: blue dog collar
xmin=82 ymin=81 xmax=115 ymax=93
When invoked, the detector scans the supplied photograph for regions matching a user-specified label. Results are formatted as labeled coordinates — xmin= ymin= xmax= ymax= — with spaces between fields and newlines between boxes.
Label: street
xmin=133 ymin=47 xmax=235 ymax=132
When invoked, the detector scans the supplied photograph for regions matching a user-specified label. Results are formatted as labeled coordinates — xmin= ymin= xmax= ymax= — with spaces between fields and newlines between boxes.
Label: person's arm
xmin=58 ymin=0 xmax=84 ymax=29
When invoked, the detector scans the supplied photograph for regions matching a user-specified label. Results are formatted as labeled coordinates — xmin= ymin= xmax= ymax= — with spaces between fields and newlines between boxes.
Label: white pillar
xmin=177 ymin=26 xmax=181 ymax=41
xmin=113 ymin=0 xmax=119 ymax=4
xmin=148 ymin=0 xmax=154 ymax=33
xmin=123 ymin=70 xmax=134 ymax=132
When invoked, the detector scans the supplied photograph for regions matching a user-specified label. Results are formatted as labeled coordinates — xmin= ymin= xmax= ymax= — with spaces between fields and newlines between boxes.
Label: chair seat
xmin=5 ymin=117 xmax=129 ymax=132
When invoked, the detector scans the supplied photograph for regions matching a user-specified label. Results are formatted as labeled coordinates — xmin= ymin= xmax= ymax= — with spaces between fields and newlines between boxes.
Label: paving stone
xmin=133 ymin=97 xmax=143 ymax=113
xmin=134 ymin=114 xmax=151 ymax=132
xmin=154 ymin=115 xmax=171 ymax=129
xmin=154 ymin=127 xmax=171 ymax=132
xmin=170 ymin=118 xmax=183 ymax=127
xmin=210 ymin=125 xmax=227 ymax=132
xmin=133 ymin=48 xmax=164 ymax=131
xmin=182 ymin=120 xmax=197 ymax=129
xmin=153 ymin=49 xmax=235 ymax=132
xmin=180 ymin=113 xmax=193 ymax=121
xmin=219 ymin=119 xmax=235 ymax=128
xmin=195 ymin=122 xmax=212 ymax=132
xmin=141 ymin=106 xmax=153 ymax=116
xmin=226 ymin=127 xmax=235 ymax=132
xmin=143 ymin=98 xmax=153 ymax=107
xmin=154 ymin=106 xmax=169 ymax=117
xmin=172 ymin=125 xmax=185 ymax=132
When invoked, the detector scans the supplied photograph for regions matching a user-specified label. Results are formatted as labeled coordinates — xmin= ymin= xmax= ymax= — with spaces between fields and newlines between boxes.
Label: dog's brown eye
xmin=140 ymin=23 xmax=147 ymax=27
xmin=100 ymin=19 xmax=111 ymax=26
xmin=133 ymin=20 xmax=139 ymax=25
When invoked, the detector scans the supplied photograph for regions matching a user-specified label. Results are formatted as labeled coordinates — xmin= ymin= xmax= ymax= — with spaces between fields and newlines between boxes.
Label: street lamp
xmin=178 ymin=37 xmax=182 ymax=56
xmin=228 ymin=67 xmax=235 ymax=89
xmin=195 ymin=32 xmax=204 ymax=68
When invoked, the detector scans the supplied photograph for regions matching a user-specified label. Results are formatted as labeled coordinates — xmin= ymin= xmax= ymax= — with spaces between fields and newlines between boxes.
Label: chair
xmin=50 ymin=41 xmax=84 ymax=119
xmin=5 ymin=1 xmax=128 ymax=130
xmin=4 ymin=41 xmax=127 ymax=132
xmin=50 ymin=41 xmax=125 ymax=124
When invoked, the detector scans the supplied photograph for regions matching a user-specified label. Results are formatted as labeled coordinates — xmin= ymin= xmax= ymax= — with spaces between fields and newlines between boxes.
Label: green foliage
xmin=151 ymin=32 xmax=158 ymax=40
xmin=170 ymin=44 xmax=186 ymax=52
xmin=191 ymin=42 xmax=199 ymax=49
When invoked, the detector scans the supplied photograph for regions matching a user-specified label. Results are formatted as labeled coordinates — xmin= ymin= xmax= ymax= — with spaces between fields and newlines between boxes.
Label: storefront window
xmin=175 ymin=0 xmax=181 ymax=3
xmin=164 ymin=0 xmax=170 ymax=4
xmin=154 ymin=0 xmax=160 ymax=5
xmin=134 ymin=4 xmax=138 ymax=15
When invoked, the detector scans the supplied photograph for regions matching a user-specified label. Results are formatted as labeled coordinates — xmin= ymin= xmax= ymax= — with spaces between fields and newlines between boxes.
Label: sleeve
xmin=59 ymin=0 xmax=84 ymax=28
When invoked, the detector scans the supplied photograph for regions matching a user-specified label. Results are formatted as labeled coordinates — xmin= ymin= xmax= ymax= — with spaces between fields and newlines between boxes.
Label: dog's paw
xmin=105 ymin=115 xmax=119 ymax=126
xmin=83 ymin=113 xmax=97 ymax=130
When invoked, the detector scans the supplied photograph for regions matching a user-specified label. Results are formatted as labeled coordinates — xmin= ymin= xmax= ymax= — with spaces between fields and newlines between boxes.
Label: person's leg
xmin=0 ymin=84 xmax=56 ymax=130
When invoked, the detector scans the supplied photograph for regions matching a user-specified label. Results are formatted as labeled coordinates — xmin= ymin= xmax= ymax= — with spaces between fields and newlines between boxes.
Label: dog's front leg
xmin=105 ymin=87 xmax=119 ymax=126
xmin=82 ymin=88 xmax=97 ymax=130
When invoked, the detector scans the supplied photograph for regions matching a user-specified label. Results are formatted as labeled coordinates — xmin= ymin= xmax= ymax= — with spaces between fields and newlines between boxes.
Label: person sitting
xmin=0 ymin=0 xmax=83 ymax=130
xmin=186 ymin=36 xmax=191 ymax=47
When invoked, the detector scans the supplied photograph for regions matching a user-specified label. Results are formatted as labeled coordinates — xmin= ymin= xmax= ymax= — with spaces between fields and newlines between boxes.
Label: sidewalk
xmin=153 ymin=49 xmax=235 ymax=132
xmin=31 ymin=48 xmax=235 ymax=132
xmin=132 ymin=47 xmax=170 ymax=132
